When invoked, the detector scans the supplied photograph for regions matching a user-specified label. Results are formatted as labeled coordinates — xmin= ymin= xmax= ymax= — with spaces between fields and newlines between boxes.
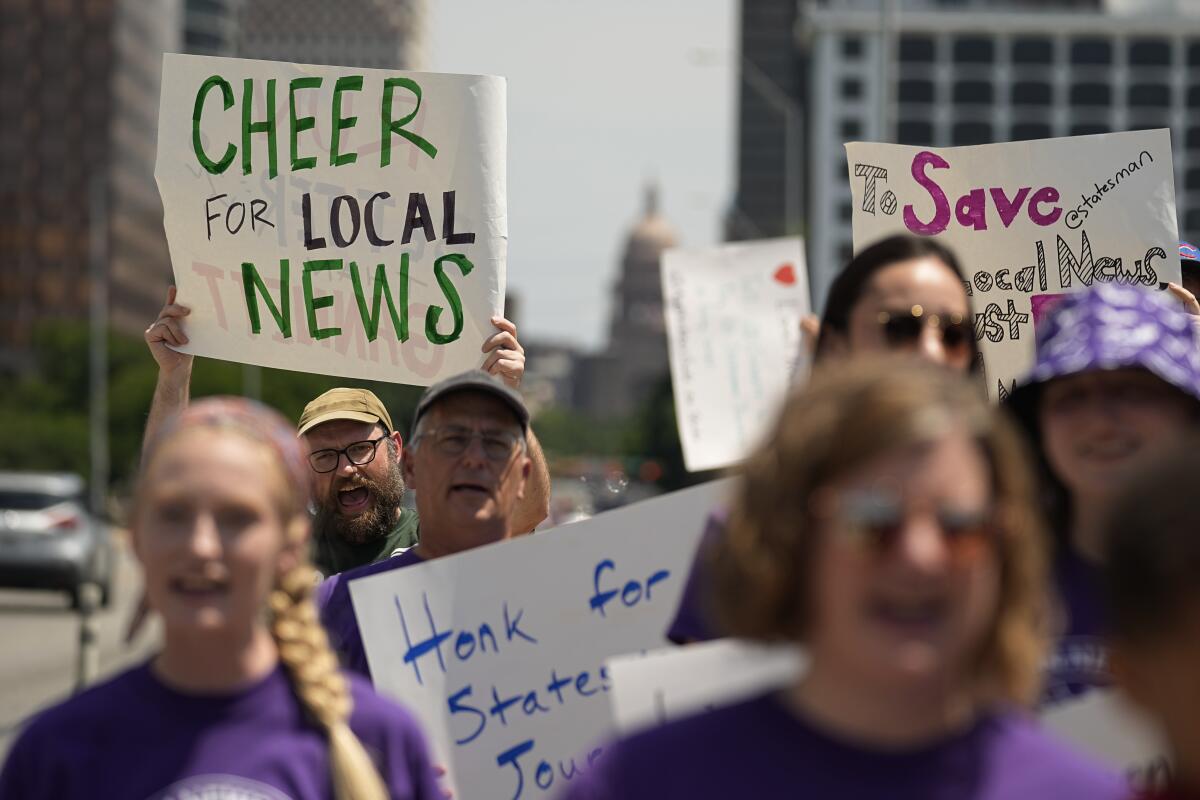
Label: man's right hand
xmin=145 ymin=286 xmax=194 ymax=378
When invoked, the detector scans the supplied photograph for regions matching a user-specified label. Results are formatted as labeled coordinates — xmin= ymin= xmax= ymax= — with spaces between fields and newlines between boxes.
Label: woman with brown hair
xmin=0 ymin=398 xmax=441 ymax=799
xmin=567 ymin=360 xmax=1121 ymax=799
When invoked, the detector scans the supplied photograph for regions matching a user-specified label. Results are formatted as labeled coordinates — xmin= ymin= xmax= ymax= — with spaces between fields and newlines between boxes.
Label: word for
xmin=496 ymin=738 xmax=604 ymax=800
xmin=241 ymin=254 xmax=474 ymax=345
xmin=191 ymin=74 xmax=437 ymax=179
xmin=1066 ymin=150 xmax=1156 ymax=229
xmin=205 ymin=195 xmax=274 ymax=240
xmin=394 ymin=592 xmax=538 ymax=686
xmin=588 ymin=559 xmax=671 ymax=618
xmin=447 ymin=664 xmax=611 ymax=747
xmin=302 ymin=190 xmax=474 ymax=250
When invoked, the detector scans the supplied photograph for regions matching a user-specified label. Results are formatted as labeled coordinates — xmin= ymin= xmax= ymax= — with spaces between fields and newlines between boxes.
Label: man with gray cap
xmin=142 ymin=288 xmax=551 ymax=577
xmin=316 ymin=369 xmax=536 ymax=677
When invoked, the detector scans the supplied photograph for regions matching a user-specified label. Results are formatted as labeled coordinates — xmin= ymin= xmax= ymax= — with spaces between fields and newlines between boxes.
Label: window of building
xmin=1071 ymin=38 xmax=1112 ymax=65
xmin=898 ymin=79 xmax=934 ymax=103
xmin=841 ymin=119 xmax=862 ymax=139
xmin=1186 ymin=127 xmax=1200 ymax=150
xmin=1186 ymin=167 xmax=1200 ymax=192
xmin=899 ymin=35 xmax=936 ymax=63
xmin=1128 ymin=118 xmax=1170 ymax=132
xmin=953 ymin=37 xmax=993 ymax=64
xmin=842 ymin=36 xmax=863 ymax=59
xmin=1070 ymin=123 xmax=1110 ymax=136
xmin=953 ymin=81 xmax=993 ymax=104
xmin=897 ymin=120 xmax=933 ymax=145
xmin=1128 ymin=38 xmax=1171 ymax=66
xmin=841 ymin=78 xmax=863 ymax=99
xmin=839 ymin=202 xmax=854 ymax=222
xmin=1011 ymin=81 xmax=1052 ymax=105
xmin=1070 ymin=83 xmax=1111 ymax=106
xmin=1188 ymin=85 xmax=1200 ymax=108
xmin=1012 ymin=37 xmax=1054 ymax=65
xmin=1189 ymin=42 xmax=1200 ymax=66
xmin=1185 ymin=208 xmax=1200 ymax=233
xmin=952 ymin=121 xmax=992 ymax=145
xmin=1010 ymin=122 xmax=1052 ymax=141
xmin=839 ymin=242 xmax=854 ymax=265
xmin=1129 ymin=84 xmax=1171 ymax=108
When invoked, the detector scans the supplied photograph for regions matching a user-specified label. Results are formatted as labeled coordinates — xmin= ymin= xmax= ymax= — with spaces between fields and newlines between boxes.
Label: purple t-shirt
xmin=1042 ymin=546 xmax=1109 ymax=707
xmin=318 ymin=548 xmax=426 ymax=680
xmin=0 ymin=661 xmax=441 ymax=800
xmin=563 ymin=693 xmax=1124 ymax=800
xmin=666 ymin=510 xmax=726 ymax=644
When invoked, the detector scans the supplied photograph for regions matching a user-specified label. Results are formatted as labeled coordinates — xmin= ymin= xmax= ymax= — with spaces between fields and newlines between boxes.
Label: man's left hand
xmin=482 ymin=316 xmax=525 ymax=389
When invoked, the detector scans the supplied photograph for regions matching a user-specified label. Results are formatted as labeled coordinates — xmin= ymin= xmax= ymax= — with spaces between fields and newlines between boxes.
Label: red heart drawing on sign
xmin=773 ymin=264 xmax=796 ymax=286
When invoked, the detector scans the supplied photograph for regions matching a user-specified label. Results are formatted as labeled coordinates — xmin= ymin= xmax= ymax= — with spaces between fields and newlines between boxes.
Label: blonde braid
xmin=270 ymin=561 xmax=390 ymax=800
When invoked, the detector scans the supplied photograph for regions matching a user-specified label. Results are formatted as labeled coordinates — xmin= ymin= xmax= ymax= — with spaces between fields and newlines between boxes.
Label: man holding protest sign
xmin=315 ymin=370 xmax=534 ymax=678
xmin=144 ymin=287 xmax=550 ymax=577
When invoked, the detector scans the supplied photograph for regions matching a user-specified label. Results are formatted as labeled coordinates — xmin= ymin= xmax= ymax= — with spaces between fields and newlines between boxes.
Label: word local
xmin=302 ymin=190 xmax=475 ymax=250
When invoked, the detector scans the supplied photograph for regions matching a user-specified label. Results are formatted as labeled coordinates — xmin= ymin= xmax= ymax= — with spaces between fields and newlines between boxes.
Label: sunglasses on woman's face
xmin=876 ymin=305 xmax=973 ymax=354
xmin=825 ymin=488 xmax=998 ymax=565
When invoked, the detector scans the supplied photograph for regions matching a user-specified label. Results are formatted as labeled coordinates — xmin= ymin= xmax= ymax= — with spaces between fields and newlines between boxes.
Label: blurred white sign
xmin=846 ymin=130 xmax=1179 ymax=399
xmin=662 ymin=237 xmax=811 ymax=472
xmin=606 ymin=639 xmax=806 ymax=734
xmin=156 ymin=54 xmax=506 ymax=385
xmin=1041 ymin=689 xmax=1170 ymax=788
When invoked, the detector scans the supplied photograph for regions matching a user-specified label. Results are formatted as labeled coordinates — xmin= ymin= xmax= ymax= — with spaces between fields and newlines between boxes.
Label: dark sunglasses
xmin=826 ymin=489 xmax=998 ymax=564
xmin=876 ymin=305 xmax=972 ymax=353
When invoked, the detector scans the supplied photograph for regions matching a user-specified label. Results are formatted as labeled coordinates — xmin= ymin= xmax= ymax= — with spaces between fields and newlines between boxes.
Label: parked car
xmin=0 ymin=472 xmax=114 ymax=609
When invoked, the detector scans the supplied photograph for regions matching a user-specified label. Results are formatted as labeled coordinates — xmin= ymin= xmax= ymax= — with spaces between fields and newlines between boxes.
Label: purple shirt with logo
xmin=318 ymin=548 xmax=426 ymax=679
xmin=0 ymin=661 xmax=441 ymax=800
xmin=1042 ymin=547 xmax=1109 ymax=707
xmin=562 ymin=693 xmax=1124 ymax=800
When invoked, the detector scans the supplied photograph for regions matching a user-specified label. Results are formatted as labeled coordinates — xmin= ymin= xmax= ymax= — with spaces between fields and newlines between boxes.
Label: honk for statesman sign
xmin=155 ymin=53 xmax=506 ymax=385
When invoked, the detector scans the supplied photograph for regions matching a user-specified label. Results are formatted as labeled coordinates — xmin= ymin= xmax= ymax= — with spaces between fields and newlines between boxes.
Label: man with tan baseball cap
xmin=142 ymin=289 xmax=551 ymax=577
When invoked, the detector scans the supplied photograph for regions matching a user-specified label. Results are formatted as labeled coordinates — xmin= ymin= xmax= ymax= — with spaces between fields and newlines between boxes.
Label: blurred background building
xmin=0 ymin=0 xmax=180 ymax=370
xmin=725 ymin=0 xmax=1200 ymax=305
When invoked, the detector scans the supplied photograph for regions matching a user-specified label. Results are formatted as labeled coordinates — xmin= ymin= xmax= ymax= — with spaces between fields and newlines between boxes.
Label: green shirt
xmin=311 ymin=508 xmax=420 ymax=578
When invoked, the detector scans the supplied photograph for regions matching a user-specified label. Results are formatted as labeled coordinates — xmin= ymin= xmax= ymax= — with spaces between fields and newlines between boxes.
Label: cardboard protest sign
xmin=155 ymin=54 xmax=506 ymax=385
xmin=846 ymin=130 xmax=1180 ymax=399
xmin=1041 ymin=689 xmax=1169 ymax=789
xmin=662 ymin=238 xmax=811 ymax=472
xmin=606 ymin=639 xmax=804 ymax=734
xmin=349 ymin=479 xmax=734 ymax=800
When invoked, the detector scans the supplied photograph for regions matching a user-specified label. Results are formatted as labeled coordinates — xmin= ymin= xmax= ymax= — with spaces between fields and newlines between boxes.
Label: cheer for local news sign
xmin=155 ymin=54 xmax=506 ymax=385
xmin=846 ymin=130 xmax=1180 ymax=399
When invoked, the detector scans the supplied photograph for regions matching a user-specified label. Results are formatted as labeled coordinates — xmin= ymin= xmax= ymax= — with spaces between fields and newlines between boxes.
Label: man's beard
xmin=314 ymin=462 xmax=406 ymax=545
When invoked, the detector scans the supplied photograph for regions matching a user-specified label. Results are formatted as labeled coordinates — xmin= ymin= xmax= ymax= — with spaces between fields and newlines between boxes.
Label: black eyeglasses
xmin=876 ymin=305 xmax=972 ymax=354
xmin=308 ymin=436 xmax=388 ymax=473
xmin=414 ymin=426 xmax=523 ymax=461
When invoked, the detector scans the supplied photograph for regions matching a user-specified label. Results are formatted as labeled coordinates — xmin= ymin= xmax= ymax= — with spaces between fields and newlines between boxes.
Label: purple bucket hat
xmin=1007 ymin=283 xmax=1200 ymax=425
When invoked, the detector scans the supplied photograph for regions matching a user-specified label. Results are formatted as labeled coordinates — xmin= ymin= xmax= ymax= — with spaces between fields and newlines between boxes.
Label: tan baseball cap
xmin=297 ymin=388 xmax=394 ymax=436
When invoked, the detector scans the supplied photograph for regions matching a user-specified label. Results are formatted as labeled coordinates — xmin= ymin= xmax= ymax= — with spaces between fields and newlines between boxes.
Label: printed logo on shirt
xmin=151 ymin=774 xmax=293 ymax=800
xmin=1041 ymin=635 xmax=1110 ymax=707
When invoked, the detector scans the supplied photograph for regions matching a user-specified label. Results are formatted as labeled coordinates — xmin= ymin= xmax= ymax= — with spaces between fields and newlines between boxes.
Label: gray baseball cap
xmin=412 ymin=371 xmax=530 ymax=434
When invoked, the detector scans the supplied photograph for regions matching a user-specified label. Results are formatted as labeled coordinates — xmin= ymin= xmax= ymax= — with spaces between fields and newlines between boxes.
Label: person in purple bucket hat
xmin=1006 ymin=282 xmax=1200 ymax=707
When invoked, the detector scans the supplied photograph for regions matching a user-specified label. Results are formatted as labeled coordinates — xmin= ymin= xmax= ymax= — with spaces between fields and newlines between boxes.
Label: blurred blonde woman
xmin=567 ymin=359 xmax=1122 ymax=800
xmin=0 ymin=398 xmax=441 ymax=799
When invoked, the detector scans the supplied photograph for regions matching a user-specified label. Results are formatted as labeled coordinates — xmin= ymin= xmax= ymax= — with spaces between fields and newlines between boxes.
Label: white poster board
xmin=155 ymin=54 xmax=506 ymax=385
xmin=349 ymin=479 xmax=734 ymax=800
xmin=662 ymin=237 xmax=811 ymax=472
xmin=606 ymin=639 xmax=805 ymax=734
xmin=1041 ymin=690 xmax=1170 ymax=789
xmin=846 ymin=130 xmax=1180 ymax=399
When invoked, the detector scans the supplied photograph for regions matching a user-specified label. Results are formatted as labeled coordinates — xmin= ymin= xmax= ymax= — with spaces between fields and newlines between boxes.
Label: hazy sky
xmin=428 ymin=0 xmax=736 ymax=350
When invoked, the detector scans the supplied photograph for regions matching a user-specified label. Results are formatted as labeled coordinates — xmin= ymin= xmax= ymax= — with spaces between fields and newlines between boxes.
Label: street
xmin=0 ymin=540 xmax=158 ymax=761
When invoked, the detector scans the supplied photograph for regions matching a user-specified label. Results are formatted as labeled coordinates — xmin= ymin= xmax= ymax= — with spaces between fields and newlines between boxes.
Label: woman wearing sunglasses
xmin=0 ymin=399 xmax=441 ymax=800
xmin=569 ymin=360 xmax=1121 ymax=800
xmin=669 ymin=233 xmax=979 ymax=643
xmin=815 ymin=233 xmax=979 ymax=371
xmin=1005 ymin=283 xmax=1200 ymax=707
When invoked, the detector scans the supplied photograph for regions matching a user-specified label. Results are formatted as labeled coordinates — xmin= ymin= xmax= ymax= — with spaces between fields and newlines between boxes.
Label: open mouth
xmin=449 ymin=482 xmax=490 ymax=497
xmin=867 ymin=595 xmax=948 ymax=635
xmin=337 ymin=485 xmax=371 ymax=513
xmin=169 ymin=574 xmax=229 ymax=601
